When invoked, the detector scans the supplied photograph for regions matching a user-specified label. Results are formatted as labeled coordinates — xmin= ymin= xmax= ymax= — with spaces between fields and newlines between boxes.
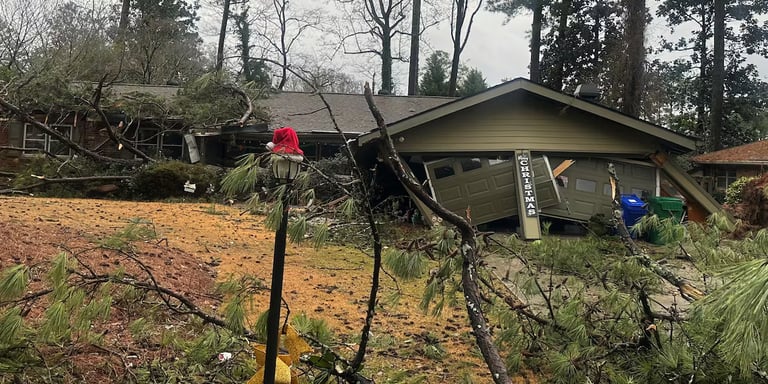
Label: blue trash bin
xmin=620 ymin=194 xmax=647 ymax=236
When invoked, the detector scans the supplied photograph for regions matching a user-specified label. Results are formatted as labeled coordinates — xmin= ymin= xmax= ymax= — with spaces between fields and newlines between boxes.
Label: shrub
xmin=132 ymin=161 xmax=222 ymax=200
xmin=724 ymin=176 xmax=757 ymax=205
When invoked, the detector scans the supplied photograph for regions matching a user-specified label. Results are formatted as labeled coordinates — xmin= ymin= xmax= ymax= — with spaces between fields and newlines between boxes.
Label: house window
xmin=23 ymin=124 xmax=72 ymax=156
xmin=433 ymin=165 xmax=455 ymax=179
xmin=134 ymin=127 xmax=184 ymax=159
xmin=715 ymin=169 xmax=738 ymax=190
xmin=575 ymin=178 xmax=597 ymax=193
xmin=460 ymin=158 xmax=482 ymax=172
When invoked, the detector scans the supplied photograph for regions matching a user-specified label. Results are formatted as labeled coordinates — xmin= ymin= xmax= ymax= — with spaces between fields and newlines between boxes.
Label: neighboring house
xmin=690 ymin=140 xmax=768 ymax=194
xmin=357 ymin=78 xmax=724 ymax=239
xmin=1 ymin=84 xmax=453 ymax=167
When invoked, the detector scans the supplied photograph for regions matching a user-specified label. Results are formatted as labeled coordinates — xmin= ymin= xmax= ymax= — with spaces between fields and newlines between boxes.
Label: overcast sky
xmin=198 ymin=1 xmax=768 ymax=93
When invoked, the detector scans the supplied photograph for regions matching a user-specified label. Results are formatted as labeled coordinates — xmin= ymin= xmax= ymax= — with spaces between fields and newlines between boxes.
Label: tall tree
xmin=0 ymin=0 xmax=50 ymax=73
xmin=448 ymin=0 xmax=483 ymax=96
xmin=418 ymin=50 xmax=450 ymax=96
xmin=486 ymin=0 xmax=549 ymax=83
xmin=620 ymin=0 xmax=646 ymax=117
xmin=216 ymin=0 xmax=231 ymax=71
xmin=337 ymin=0 xmax=411 ymax=94
xmin=121 ymin=0 xmax=205 ymax=84
xmin=118 ymin=0 xmax=130 ymax=40
xmin=542 ymin=0 xmax=571 ymax=91
xmin=709 ymin=0 xmax=725 ymax=150
xmin=407 ymin=0 xmax=421 ymax=95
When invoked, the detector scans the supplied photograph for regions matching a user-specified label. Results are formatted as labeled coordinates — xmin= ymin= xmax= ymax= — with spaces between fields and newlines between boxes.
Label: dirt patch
xmin=0 ymin=197 xmax=516 ymax=382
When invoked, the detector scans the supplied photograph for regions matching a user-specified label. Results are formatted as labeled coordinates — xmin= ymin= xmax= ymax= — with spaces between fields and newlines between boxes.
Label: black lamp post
xmin=263 ymin=152 xmax=302 ymax=384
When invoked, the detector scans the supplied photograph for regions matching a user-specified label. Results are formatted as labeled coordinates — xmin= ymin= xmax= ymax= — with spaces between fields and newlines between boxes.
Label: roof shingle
xmin=691 ymin=140 xmax=768 ymax=164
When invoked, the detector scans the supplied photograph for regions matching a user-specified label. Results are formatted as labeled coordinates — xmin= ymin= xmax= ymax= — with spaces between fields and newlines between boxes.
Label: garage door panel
xmin=467 ymin=179 xmax=491 ymax=195
xmin=427 ymin=156 xmax=556 ymax=225
xmin=541 ymin=157 xmax=656 ymax=222
xmin=437 ymin=185 xmax=463 ymax=202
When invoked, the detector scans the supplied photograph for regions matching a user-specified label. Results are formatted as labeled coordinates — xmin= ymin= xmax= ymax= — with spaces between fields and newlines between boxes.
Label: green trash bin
xmin=647 ymin=196 xmax=685 ymax=245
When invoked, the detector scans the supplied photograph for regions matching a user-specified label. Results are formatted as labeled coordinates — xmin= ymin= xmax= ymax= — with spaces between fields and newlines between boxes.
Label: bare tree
xmin=0 ymin=0 xmax=53 ymax=72
xmin=448 ymin=0 xmax=483 ymax=96
xmin=250 ymin=0 xmax=322 ymax=90
xmin=336 ymin=0 xmax=412 ymax=95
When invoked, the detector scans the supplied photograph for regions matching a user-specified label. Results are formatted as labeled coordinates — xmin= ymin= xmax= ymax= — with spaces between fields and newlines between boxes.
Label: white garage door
xmin=425 ymin=156 xmax=560 ymax=226
xmin=541 ymin=157 xmax=656 ymax=221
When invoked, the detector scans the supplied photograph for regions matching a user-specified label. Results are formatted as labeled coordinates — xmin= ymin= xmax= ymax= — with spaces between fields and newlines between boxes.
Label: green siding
xmin=393 ymin=95 xmax=657 ymax=154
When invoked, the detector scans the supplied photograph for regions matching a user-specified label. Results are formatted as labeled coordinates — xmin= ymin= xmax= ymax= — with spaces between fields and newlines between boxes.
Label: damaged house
xmin=357 ymin=78 xmax=724 ymax=239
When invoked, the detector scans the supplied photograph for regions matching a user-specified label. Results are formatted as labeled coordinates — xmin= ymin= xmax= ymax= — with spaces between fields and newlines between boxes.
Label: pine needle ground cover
xmin=0 ymin=197 xmax=490 ymax=383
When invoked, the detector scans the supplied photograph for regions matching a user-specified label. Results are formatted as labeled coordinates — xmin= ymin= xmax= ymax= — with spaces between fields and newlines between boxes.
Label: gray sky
xmin=198 ymin=0 xmax=768 ymax=93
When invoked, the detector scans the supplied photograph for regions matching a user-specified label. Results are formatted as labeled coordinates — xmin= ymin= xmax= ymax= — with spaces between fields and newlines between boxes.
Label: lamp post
xmin=263 ymin=127 xmax=303 ymax=384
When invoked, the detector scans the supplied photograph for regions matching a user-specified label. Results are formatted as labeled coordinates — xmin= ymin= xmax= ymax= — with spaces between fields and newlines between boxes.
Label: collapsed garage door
xmin=425 ymin=156 xmax=559 ymax=226
xmin=541 ymin=157 xmax=656 ymax=221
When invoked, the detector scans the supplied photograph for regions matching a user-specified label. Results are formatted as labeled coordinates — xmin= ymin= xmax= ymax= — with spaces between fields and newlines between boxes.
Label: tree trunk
xmin=380 ymin=31 xmax=393 ymax=95
xmin=695 ymin=5 xmax=710 ymax=141
xmin=118 ymin=0 xmax=130 ymax=39
xmin=363 ymin=83 xmax=512 ymax=384
xmin=408 ymin=0 xmax=422 ymax=95
xmin=710 ymin=0 xmax=725 ymax=151
xmin=621 ymin=0 xmax=645 ymax=117
xmin=216 ymin=0 xmax=231 ymax=72
xmin=530 ymin=1 xmax=543 ymax=83
xmin=448 ymin=0 xmax=466 ymax=96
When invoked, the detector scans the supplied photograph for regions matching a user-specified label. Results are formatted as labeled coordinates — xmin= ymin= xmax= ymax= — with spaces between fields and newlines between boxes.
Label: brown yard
xmin=0 ymin=196 xmax=532 ymax=383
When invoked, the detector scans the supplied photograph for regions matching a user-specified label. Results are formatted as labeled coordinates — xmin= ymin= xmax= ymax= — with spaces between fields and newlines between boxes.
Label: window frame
xmin=22 ymin=123 xmax=73 ymax=157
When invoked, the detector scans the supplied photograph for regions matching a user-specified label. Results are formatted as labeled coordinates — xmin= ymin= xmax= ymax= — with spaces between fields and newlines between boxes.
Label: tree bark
xmin=621 ymin=0 xmax=646 ymax=117
xmin=380 ymin=29 xmax=393 ymax=95
xmin=408 ymin=0 xmax=422 ymax=95
xmin=710 ymin=0 xmax=725 ymax=151
xmin=448 ymin=0 xmax=467 ymax=96
xmin=118 ymin=0 xmax=130 ymax=40
xmin=216 ymin=0 xmax=231 ymax=72
xmin=363 ymin=83 xmax=511 ymax=384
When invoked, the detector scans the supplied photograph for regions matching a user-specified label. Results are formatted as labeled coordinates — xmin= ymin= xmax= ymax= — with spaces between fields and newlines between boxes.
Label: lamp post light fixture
xmin=263 ymin=128 xmax=303 ymax=384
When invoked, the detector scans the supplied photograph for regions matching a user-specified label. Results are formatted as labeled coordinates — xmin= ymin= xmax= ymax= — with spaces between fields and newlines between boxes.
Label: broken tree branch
xmin=0 ymin=175 xmax=131 ymax=194
xmin=84 ymin=79 xmax=154 ymax=162
xmin=608 ymin=163 xmax=705 ymax=301
xmin=0 ymin=96 xmax=140 ymax=165
xmin=363 ymin=82 xmax=512 ymax=384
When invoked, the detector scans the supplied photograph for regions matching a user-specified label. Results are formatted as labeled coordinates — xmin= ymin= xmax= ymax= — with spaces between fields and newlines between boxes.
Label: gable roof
xmin=357 ymin=78 xmax=697 ymax=152
xmin=691 ymin=140 xmax=768 ymax=165
xmin=260 ymin=91 xmax=454 ymax=135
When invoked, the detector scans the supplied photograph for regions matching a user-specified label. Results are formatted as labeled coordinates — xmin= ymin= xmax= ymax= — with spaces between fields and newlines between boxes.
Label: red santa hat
xmin=267 ymin=127 xmax=303 ymax=155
